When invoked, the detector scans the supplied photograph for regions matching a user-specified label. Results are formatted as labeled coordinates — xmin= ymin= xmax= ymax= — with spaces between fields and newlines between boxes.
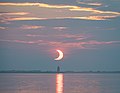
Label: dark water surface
xmin=0 ymin=73 xmax=120 ymax=93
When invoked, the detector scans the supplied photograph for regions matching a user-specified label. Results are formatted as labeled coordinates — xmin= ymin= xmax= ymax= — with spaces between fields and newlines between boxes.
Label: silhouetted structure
xmin=57 ymin=66 xmax=60 ymax=73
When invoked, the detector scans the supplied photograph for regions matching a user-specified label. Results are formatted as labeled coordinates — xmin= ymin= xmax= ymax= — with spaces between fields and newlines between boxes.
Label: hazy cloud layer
xmin=0 ymin=2 xmax=120 ymax=23
xmin=0 ymin=1 xmax=120 ymax=50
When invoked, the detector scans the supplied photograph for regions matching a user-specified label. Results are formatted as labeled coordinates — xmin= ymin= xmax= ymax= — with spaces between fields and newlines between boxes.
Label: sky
xmin=0 ymin=0 xmax=120 ymax=71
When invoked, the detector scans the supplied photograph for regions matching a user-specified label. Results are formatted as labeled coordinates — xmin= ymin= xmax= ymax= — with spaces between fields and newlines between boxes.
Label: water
xmin=0 ymin=73 xmax=120 ymax=93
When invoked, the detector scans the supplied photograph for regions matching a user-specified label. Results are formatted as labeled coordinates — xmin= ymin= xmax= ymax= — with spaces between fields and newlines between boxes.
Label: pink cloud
xmin=21 ymin=25 xmax=45 ymax=30
xmin=76 ymin=1 xmax=102 ymax=6
xmin=26 ymin=34 xmax=90 ymax=41
xmin=0 ymin=12 xmax=29 ymax=16
xmin=53 ymin=27 xmax=67 ymax=31
xmin=0 ymin=39 xmax=119 ymax=49
xmin=7 ymin=17 xmax=46 ymax=21
xmin=0 ymin=26 xmax=6 ymax=30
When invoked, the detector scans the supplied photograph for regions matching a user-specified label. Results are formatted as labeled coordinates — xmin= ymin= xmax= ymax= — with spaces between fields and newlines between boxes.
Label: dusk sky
xmin=0 ymin=0 xmax=120 ymax=71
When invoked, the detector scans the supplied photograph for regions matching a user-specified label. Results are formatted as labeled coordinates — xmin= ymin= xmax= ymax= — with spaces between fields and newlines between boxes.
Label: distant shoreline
xmin=0 ymin=71 xmax=120 ymax=73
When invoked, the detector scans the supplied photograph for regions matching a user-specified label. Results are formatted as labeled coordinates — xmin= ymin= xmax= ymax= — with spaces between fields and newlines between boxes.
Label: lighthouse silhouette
xmin=57 ymin=66 xmax=60 ymax=73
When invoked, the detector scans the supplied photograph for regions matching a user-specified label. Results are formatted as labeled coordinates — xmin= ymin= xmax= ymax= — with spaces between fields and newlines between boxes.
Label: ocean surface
xmin=0 ymin=73 xmax=120 ymax=93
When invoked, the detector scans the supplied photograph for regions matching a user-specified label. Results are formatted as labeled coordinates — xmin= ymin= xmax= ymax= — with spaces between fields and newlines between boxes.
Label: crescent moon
xmin=54 ymin=50 xmax=64 ymax=60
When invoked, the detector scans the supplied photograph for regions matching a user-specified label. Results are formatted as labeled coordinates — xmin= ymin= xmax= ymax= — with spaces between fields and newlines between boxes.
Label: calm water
xmin=0 ymin=73 xmax=120 ymax=93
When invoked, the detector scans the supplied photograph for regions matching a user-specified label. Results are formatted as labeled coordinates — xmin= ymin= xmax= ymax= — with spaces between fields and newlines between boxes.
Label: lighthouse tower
xmin=57 ymin=66 xmax=60 ymax=73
